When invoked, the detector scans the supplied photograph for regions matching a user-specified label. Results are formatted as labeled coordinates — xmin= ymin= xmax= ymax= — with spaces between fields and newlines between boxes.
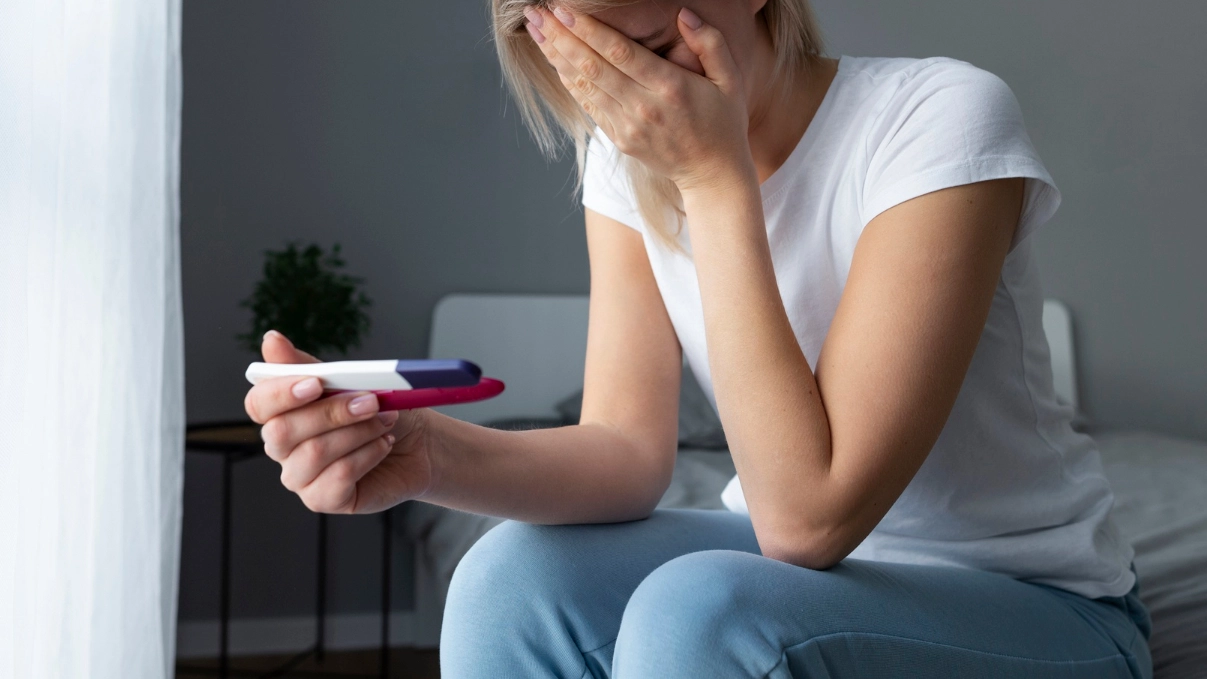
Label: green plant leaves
xmin=238 ymin=242 xmax=372 ymax=358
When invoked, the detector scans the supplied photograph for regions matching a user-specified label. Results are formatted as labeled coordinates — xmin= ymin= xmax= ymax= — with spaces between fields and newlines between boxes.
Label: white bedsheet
xmin=1095 ymin=430 xmax=1207 ymax=679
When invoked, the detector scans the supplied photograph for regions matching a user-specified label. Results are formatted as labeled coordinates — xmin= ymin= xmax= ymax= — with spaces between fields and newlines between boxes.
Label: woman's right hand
xmin=244 ymin=330 xmax=436 ymax=514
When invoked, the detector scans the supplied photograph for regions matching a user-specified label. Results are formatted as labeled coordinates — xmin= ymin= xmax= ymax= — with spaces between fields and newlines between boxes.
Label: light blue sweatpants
xmin=441 ymin=509 xmax=1152 ymax=678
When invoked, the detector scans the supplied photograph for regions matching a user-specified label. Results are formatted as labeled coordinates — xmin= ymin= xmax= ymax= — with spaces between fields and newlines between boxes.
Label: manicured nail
xmin=378 ymin=411 xmax=399 ymax=427
xmin=385 ymin=434 xmax=396 ymax=447
xmin=523 ymin=7 xmax=543 ymax=29
xmin=525 ymin=21 xmax=545 ymax=44
xmin=553 ymin=7 xmax=575 ymax=27
xmin=679 ymin=7 xmax=703 ymax=30
xmin=349 ymin=394 xmax=378 ymax=416
xmin=291 ymin=377 xmax=321 ymax=399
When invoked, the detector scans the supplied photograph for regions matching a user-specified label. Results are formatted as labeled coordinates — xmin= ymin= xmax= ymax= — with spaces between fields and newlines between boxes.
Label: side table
xmin=183 ymin=421 xmax=396 ymax=678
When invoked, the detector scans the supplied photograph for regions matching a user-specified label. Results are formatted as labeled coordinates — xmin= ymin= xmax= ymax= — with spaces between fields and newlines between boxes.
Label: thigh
xmin=441 ymin=509 xmax=759 ymax=679
xmin=614 ymin=552 xmax=1151 ymax=679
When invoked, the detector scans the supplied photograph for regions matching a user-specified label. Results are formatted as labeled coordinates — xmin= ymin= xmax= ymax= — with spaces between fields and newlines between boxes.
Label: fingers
xmin=261 ymin=330 xmax=320 ymax=364
xmin=245 ymin=330 xmax=325 ymax=424
xmin=558 ymin=73 xmax=619 ymax=141
xmin=545 ymin=8 xmax=663 ymax=88
xmin=526 ymin=7 xmax=636 ymax=109
xmin=677 ymin=8 xmax=741 ymax=90
xmin=547 ymin=46 xmax=624 ymax=124
xmin=278 ymin=415 xmax=397 ymax=493
xmin=261 ymin=391 xmax=398 ymax=460
xmin=245 ymin=374 xmax=326 ymax=424
xmin=295 ymin=433 xmax=397 ymax=514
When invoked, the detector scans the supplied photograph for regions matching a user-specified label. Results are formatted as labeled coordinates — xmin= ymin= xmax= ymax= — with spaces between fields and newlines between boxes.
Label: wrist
xmin=677 ymin=158 xmax=759 ymax=205
xmin=409 ymin=407 xmax=443 ymax=501
xmin=679 ymin=167 xmax=763 ymax=228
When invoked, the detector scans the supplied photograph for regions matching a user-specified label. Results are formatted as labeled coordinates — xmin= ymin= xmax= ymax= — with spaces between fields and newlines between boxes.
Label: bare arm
xmin=684 ymin=173 xmax=1023 ymax=567
xmin=418 ymin=209 xmax=682 ymax=523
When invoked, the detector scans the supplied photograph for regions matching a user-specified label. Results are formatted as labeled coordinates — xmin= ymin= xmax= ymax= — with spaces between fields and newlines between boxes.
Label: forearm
xmin=415 ymin=410 xmax=671 ymax=525
xmin=682 ymin=174 xmax=840 ymax=558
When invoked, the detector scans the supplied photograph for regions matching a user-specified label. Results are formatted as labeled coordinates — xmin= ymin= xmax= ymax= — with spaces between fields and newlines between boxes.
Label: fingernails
xmin=525 ymin=21 xmax=545 ymax=44
xmin=679 ymin=7 xmax=703 ymax=30
xmin=385 ymin=434 xmax=396 ymax=447
xmin=349 ymin=394 xmax=378 ymax=416
xmin=378 ymin=411 xmax=399 ymax=427
xmin=523 ymin=7 xmax=543 ymax=29
xmin=292 ymin=377 xmax=322 ymax=399
xmin=553 ymin=7 xmax=575 ymax=27
xmin=264 ymin=329 xmax=288 ymax=344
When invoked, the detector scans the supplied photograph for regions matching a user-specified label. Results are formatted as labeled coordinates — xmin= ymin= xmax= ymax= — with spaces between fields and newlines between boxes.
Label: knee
xmin=444 ymin=520 xmax=572 ymax=627
xmin=443 ymin=520 xmax=610 ymax=647
xmin=616 ymin=551 xmax=765 ymax=663
xmin=441 ymin=520 xmax=616 ymax=677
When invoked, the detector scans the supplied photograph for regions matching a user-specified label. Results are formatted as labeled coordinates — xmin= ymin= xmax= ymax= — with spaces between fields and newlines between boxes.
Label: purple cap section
xmin=395 ymin=359 xmax=481 ymax=389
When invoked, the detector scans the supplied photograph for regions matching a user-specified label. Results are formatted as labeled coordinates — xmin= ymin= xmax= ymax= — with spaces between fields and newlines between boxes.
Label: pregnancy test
xmin=245 ymin=359 xmax=482 ymax=391
xmin=368 ymin=378 xmax=506 ymax=411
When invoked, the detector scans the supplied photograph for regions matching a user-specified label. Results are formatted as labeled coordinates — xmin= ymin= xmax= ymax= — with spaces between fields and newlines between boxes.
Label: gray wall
xmin=179 ymin=0 xmax=1206 ymax=626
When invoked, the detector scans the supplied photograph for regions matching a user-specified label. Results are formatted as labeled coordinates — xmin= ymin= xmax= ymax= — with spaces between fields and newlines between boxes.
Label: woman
xmin=243 ymin=0 xmax=1153 ymax=676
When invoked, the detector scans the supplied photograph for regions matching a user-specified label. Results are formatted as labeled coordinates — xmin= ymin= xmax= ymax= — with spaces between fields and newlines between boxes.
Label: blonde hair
xmin=491 ymin=0 xmax=825 ymax=250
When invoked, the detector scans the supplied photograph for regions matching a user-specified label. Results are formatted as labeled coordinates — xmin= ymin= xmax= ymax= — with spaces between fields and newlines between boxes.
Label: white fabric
xmin=583 ymin=55 xmax=1135 ymax=598
xmin=1096 ymin=430 xmax=1207 ymax=679
xmin=0 ymin=0 xmax=185 ymax=677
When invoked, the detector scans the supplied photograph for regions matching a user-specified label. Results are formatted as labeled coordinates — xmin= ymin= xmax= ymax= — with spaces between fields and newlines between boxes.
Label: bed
xmin=398 ymin=294 xmax=1207 ymax=678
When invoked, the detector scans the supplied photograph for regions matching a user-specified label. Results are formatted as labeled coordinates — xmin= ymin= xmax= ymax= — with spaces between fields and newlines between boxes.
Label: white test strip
xmin=245 ymin=360 xmax=413 ymax=391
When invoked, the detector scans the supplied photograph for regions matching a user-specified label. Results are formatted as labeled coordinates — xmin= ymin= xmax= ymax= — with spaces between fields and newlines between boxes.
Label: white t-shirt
xmin=582 ymin=55 xmax=1135 ymax=599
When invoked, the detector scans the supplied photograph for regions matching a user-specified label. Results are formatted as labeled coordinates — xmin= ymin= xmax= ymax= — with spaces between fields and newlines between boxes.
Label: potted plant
xmin=238 ymin=242 xmax=372 ymax=358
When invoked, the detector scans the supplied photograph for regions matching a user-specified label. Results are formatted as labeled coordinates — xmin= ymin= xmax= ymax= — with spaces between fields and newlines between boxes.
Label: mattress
xmin=1094 ymin=429 xmax=1207 ymax=679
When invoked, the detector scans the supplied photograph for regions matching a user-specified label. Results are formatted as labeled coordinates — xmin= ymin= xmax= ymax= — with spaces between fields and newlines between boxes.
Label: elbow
xmin=613 ymin=478 xmax=666 ymax=523
xmin=626 ymin=464 xmax=674 ymax=521
xmin=761 ymin=542 xmax=846 ymax=572
xmin=748 ymin=485 xmax=877 ymax=569
xmin=613 ymin=445 xmax=676 ymax=523
xmin=757 ymin=524 xmax=855 ymax=571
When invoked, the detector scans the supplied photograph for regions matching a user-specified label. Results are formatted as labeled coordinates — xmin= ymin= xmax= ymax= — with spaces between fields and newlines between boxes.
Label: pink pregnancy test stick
xmin=326 ymin=377 xmax=505 ymax=412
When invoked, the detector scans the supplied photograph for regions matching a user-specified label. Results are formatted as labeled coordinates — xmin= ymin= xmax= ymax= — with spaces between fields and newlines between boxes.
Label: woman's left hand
xmin=525 ymin=6 xmax=756 ymax=194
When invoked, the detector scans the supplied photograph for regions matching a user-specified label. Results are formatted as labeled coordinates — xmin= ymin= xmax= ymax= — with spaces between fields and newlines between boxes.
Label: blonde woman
xmin=243 ymin=0 xmax=1152 ymax=676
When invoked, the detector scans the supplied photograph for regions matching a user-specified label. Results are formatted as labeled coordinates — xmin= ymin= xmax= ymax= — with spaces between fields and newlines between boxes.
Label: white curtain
xmin=0 ymin=0 xmax=185 ymax=677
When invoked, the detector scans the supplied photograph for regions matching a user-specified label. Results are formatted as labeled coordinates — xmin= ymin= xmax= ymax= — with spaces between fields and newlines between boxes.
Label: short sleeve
xmin=862 ymin=59 xmax=1061 ymax=251
xmin=581 ymin=131 xmax=644 ymax=232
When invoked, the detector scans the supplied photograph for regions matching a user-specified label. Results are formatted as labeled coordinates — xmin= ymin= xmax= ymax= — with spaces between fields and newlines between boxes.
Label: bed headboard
xmin=428 ymin=294 xmax=590 ymax=423
xmin=429 ymin=293 xmax=1080 ymax=421
xmin=1042 ymin=299 xmax=1079 ymax=410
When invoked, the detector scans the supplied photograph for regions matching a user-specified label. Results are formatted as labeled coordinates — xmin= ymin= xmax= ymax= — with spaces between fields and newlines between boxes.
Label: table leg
xmin=381 ymin=509 xmax=391 ymax=679
xmin=317 ymin=512 xmax=327 ymax=664
xmin=220 ymin=454 xmax=232 ymax=679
